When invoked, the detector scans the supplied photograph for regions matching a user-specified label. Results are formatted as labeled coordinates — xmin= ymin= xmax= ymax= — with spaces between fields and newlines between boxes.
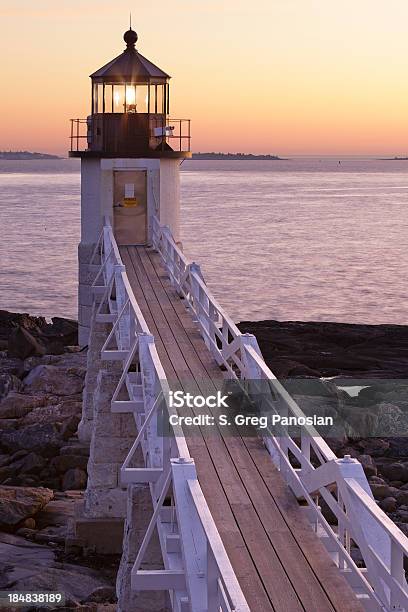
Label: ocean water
xmin=1 ymin=157 xmax=408 ymax=324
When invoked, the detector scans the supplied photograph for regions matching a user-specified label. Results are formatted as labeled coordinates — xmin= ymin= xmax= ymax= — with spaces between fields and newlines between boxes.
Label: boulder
xmin=8 ymin=453 xmax=46 ymax=476
xmin=62 ymin=468 xmax=87 ymax=491
xmin=379 ymin=462 xmax=408 ymax=483
xmin=379 ymin=497 xmax=397 ymax=513
xmin=0 ymin=423 xmax=63 ymax=457
xmin=42 ymin=316 xmax=78 ymax=348
xmin=0 ymin=374 xmax=22 ymax=400
xmin=0 ymin=486 xmax=53 ymax=527
xmin=50 ymin=455 xmax=88 ymax=474
xmin=85 ymin=586 xmax=117 ymax=603
xmin=60 ymin=414 xmax=81 ymax=440
xmin=0 ymin=532 xmax=112 ymax=601
xmin=23 ymin=364 xmax=85 ymax=396
xmin=8 ymin=326 xmax=46 ymax=359
xmin=358 ymin=438 xmax=390 ymax=457
xmin=0 ymin=392 xmax=47 ymax=419
xmin=21 ymin=400 xmax=82 ymax=426
xmin=0 ymin=356 xmax=24 ymax=378
xmin=358 ymin=454 xmax=377 ymax=478
xmin=0 ymin=311 xmax=47 ymax=343
xmin=370 ymin=483 xmax=400 ymax=500
xmin=396 ymin=490 xmax=408 ymax=506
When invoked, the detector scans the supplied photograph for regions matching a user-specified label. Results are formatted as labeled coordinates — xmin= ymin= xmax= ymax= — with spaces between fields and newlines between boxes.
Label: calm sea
xmin=1 ymin=157 xmax=408 ymax=324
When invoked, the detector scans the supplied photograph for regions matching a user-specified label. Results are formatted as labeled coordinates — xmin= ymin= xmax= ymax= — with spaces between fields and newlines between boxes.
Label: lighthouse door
xmin=113 ymin=170 xmax=147 ymax=245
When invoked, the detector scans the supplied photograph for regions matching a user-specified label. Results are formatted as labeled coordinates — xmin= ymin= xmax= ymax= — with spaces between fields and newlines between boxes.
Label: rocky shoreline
xmin=239 ymin=319 xmax=408 ymax=537
xmin=0 ymin=311 xmax=117 ymax=611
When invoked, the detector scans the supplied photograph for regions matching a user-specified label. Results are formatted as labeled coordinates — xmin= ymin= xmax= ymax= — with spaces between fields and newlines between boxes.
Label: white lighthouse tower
xmin=70 ymin=27 xmax=191 ymax=346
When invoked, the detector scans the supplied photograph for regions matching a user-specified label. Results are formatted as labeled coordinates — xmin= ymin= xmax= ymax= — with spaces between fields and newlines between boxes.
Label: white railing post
xmin=189 ymin=262 xmax=213 ymax=352
xmin=114 ymin=264 xmax=129 ymax=351
xmin=172 ymin=458 xmax=207 ymax=611
xmin=337 ymin=458 xmax=392 ymax=605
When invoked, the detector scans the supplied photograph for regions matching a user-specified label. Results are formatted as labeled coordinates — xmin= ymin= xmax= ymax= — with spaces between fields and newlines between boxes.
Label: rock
xmin=51 ymin=455 xmax=88 ymax=474
xmin=8 ymin=326 xmax=46 ymax=359
xmin=85 ymin=586 xmax=117 ymax=603
xmin=379 ymin=462 xmax=408 ymax=483
xmin=23 ymin=517 xmax=36 ymax=529
xmin=0 ymin=419 xmax=19 ymax=430
xmin=42 ymin=316 xmax=78 ymax=348
xmin=369 ymin=475 xmax=386 ymax=485
xmin=8 ymin=452 xmax=46 ymax=476
xmin=0 ymin=356 xmax=24 ymax=378
xmin=0 ymin=532 xmax=111 ymax=601
xmin=396 ymin=490 xmax=408 ymax=506
xmin=359 ymin=438 xmax=390 ymax=457
xmin=23 ymin=351 xmax=86 ymax=373
xmin=61 ymin=414 xmax=81 ymax=440
xmin=0 ymin=310 xmax=47 ymax=342
xmin=379 ymin=497 xmax=397 ymax=513
xmin=0 ymin=373 xmax=22 ymax=400
xmin=397 ymin=509 xmax=408 ymax=523
xmin=370 ymin=484 xmax=400 ymax=500
xmin=0 ymin=486 xmax=53 ymax=527
xmin=21 ymin=400 xmax=82 ymax=426
xmin=0 ymin=423 xmax=63 ymax=457
xmin=23 ymin=364 xmax=85 ymax=396
xmin=0 ymin=392 xmax=47 ymax=419
xmin=62 ymin=468 xmax=87 ymax=491
xmin=358 ymin=454 xmax=377 ymax=478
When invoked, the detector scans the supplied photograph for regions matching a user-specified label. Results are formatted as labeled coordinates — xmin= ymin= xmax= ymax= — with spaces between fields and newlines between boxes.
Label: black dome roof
xmin=90 ymin=29 xmax=170 ymax=83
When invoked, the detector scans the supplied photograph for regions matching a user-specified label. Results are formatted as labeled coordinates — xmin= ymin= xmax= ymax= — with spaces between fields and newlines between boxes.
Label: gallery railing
xmin=89 ymin=218 xmax=249 ymax=612
xmin=152 ymin=214 xmax=408 ymax=612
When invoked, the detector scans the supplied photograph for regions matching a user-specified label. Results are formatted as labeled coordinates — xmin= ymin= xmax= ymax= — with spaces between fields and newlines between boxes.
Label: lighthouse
xmin=70 ymin=27 xmax=191 ymax=346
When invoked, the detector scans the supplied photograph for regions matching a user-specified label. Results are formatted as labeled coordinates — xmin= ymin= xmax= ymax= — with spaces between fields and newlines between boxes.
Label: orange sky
xmin=1 ymin=0 xmax=408 ymax=156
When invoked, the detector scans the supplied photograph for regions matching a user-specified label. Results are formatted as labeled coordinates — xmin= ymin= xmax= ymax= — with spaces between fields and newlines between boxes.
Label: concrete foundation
xmin=84 ymin=366 xmax=136 ymax=519
xmin=67 ymin=501 xmax=124 ymax=555
xmin=78 ymin=242 xmax=99 ymax=347
xmin=78 ymin=304 xmax=109 ymax=442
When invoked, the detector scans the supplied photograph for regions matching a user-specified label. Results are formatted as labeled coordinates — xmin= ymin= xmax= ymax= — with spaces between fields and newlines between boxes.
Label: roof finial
xmin=124 ymin=20 xmax=138 ymax=50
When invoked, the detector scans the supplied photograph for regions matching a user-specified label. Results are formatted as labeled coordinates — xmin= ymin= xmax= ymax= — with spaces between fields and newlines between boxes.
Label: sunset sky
xmin=1 ymin=0 xmax=408 ymax=155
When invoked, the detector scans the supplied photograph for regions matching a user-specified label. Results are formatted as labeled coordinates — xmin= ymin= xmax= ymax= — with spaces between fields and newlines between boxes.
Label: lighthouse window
xmin=155 ymin=85 xmax=163 ymax=115
xmin=104 ymin=85 xmax=113 ymax=113
xmin=96 ymin=84 xmax=104 ymax=113
xmin=113 ymin=85 xmax=125 ymax=112
xmin=135 ymin=85 xmax=149 ymax=113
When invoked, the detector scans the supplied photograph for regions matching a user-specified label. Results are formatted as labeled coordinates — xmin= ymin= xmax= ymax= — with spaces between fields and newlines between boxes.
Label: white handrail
xmin=93 ymin=217 xmax=250 ymax=612
xmin=152 ymin=215 xmax=408 ymax=612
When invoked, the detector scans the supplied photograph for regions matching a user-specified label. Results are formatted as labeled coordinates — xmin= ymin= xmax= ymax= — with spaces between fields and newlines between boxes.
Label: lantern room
xmin=69 ymin=28 xmax=191 ymax=158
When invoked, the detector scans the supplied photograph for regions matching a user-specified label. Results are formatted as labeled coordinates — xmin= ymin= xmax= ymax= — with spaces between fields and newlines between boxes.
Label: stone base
xmin=67 ymin=501 xmax=124 ymax=555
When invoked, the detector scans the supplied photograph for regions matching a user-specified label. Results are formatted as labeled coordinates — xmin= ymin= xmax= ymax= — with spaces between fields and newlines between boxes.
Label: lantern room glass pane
xmin=135 ymin=85 xmax=149 ymax=113
xmin=113 ymin=85 xmax=125 ymax=112
xmin=97 ymin=84 xmax=104 ymax=113
xmin=155 ymin=85 xmax=164 ymax=115
xmin=125 ymin=84 xmax=136 ymax=113
xmin=104 ymin=85 xmax=113 ymax=113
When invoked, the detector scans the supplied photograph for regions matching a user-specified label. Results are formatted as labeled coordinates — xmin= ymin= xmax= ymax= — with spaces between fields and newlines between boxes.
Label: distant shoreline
xmin=192 ymin=152 xmax=285 ymax=160
xmin=0 ymin=151 xmax=62 ymax=160
xmin=379 ymin=156 xmax=408 ymax=161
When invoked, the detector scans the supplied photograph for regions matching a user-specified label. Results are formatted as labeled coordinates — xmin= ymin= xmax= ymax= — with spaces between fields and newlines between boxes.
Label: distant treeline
xmin=0 ymin=151 xmax=61 ymax=160
xmin=192 ymin=152 xmax=283 ymax=160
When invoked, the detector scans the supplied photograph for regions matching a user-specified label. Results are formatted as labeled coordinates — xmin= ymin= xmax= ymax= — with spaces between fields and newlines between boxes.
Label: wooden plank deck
xmin=121 ymin=245 xmax=364 ymax=612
